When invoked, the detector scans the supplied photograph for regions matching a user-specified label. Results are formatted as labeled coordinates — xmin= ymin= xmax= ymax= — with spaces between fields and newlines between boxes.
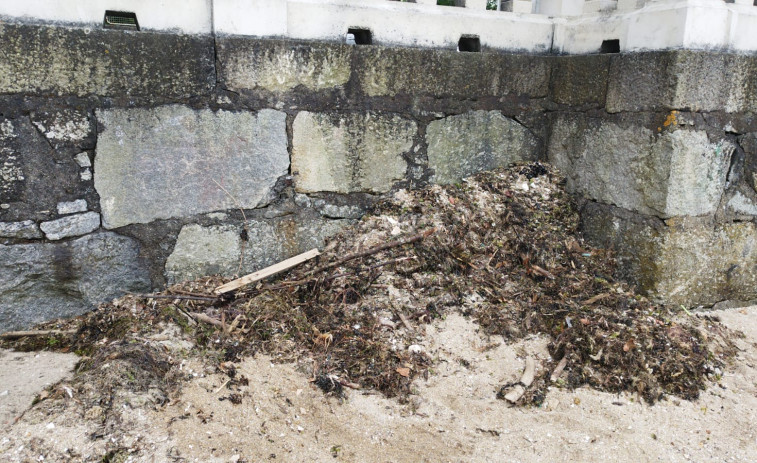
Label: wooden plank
xmin=214 ymin=248 xmax=320 ymax=294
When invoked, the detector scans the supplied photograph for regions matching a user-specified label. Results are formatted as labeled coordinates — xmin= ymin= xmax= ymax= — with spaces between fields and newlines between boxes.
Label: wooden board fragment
xmin=214 ymin=248 xmax=320 ymax=294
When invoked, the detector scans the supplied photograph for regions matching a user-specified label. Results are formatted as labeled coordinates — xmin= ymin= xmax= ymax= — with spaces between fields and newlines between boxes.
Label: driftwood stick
xmin=215 ymin=248 xmax=321 ymax=295
xmin=550 ymin=356 xmax=569 ymax=382
xmin=338 ymin=379 xmax=362 ymax=389
xmin=169 ymin=289 xmax=220 ymax=298
xmin=189 ymin=312 xmax=224 ymax=328
xmin=0 ymin=330 xmax=76 ymax=340
xmin=138 ymin=294 xmax=218 ymax=302
xmin=503 ymin=357 xmax=536 ymax=403
xmin=307 ymin=228 xmax=435 ymax=277
xmin=266 ymin=256 xmax=415 ymax=290
xmin=397 ymin=312 xmax=414 ymax=332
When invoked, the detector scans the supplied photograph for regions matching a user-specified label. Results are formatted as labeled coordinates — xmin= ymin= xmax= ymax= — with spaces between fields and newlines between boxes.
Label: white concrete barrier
xmin=555 ymin=0 xmax=757 ymax=54
xmin=0 ymin=0 xmax=212 ymax=34
xmin=0 ymin=0 xmax=756 ymax=54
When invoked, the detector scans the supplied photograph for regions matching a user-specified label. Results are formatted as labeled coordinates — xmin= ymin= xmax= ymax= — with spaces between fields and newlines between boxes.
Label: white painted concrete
xmin=512 ymin=1 xmax=535 ymax=13
xmin=537 ymin=0 xmax=585 ymax=16
xmin=0 ymin=0 xmax=212 ymax=34
xmin=282 ymin=0 xmax=553 ymax=51
xmin=556 ymin=0 xmax=757 ymax=53
xmin=466 ymin=0 xmax=491 ymax=9
xmin=1 ymin=0 xmax=756 ymax=54
xmin=213 ymin=0 xmax=288 ymax=37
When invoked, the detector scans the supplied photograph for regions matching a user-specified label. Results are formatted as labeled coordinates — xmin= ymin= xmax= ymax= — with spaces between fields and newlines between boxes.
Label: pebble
xmin=408 ymin=344 xmax=424 ymax=354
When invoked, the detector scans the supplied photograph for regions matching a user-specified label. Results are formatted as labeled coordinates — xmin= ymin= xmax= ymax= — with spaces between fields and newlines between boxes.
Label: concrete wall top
xmin=0 ymin=0 xmax=212 ymax=34
xmin=1 ymin=0 xmax=756 ymax=54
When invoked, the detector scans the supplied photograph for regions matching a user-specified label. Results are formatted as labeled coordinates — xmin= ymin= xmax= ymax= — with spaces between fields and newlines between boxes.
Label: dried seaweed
xmin=1 ymin=163 xmax=739 ymax=405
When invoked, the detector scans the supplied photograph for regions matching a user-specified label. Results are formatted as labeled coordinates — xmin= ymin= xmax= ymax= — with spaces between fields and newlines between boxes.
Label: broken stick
xmin=214 ymin=248 xmax=321 ymax=294
xmin=139 ymin=294 xmax=218 ymax=302
xmin=503 ymin=357 xmax=536 ymax=403
xmin=550 ymin=356 xmax=568 ymax=382
xmin=0 ymin=330 xmax=76 ymax=340
xmin=307 ymin=228 xmax=435 ymax=277
xmin=189 ymin=312 xmax=224 ymax=328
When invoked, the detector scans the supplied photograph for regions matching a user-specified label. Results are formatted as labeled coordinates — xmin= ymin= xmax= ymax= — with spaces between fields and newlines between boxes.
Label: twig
xmin=338 ymin=379 xmax=361 ymax=389
xmin=550 ymin=356 xmax=568 ymax=382
xmin=503 ymin=357 xmax=536 ymax=403
xmin=378 ymin=317 xmax=397 ymax=329
xmin=307 ymin=228 xmax=435 ymax=277
xmin=530 ymin=264 xmax=556 ymax=280
xmin=0 ymin=330 xmax=76 ymax=339
xmin=520 ymin=357 xmax=536 ymax=387
xmin=226 ymin=314 xmax=244 ymax=334
xmin=397 ymin=312 xmax=414 ymax=331
xmin=189 ymin=312 xmax=224 ymax=328
xmin=266 ymin=256 xmax=415 ymax=290
xmin=138 ymin=294 xmax=218 ymax=302
xmin=173 ymin=306 xmax=198 ymax=326
xmin=583 ymin=293 xmax=609 ymax=305
xmin=169 ymin=289 xmax=219 ymax=298
xmin=214 ymin=379 xmax=231 ymax=394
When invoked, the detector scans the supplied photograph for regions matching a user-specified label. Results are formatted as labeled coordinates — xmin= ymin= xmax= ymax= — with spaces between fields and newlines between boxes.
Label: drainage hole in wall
xmin=458 ymin=35 xmax=481 ymax=52
xmin=600 ymin=39 xmax=620 ymax=53
xmin=103 ymin=11 xmax=140 ymax=30
xmin=347 ymin=28 xmax=372 ymax=45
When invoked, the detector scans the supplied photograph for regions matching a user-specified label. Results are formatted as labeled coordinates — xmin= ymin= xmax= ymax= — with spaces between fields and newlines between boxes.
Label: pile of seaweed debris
xmin=2 ymin=163 xmax=738 ymax=409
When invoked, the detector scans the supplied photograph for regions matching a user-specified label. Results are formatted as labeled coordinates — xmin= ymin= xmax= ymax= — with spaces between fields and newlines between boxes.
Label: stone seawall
xmin=1 ymin=24 xmax=756 ymax=330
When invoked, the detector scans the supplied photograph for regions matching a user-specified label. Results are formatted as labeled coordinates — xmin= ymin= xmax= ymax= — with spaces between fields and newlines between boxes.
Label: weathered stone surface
xmin=549 ymin=114 xmax=734 ymax=218
xmin=293 ymin=193 xmax=372 ymax=219
xmin=40 ymin=212 xmax=100 ymax=240
xmin=728 ymin=191 xmax=757 ymax=216
xmin=550 ymin=55 xmax=610 ymax=107
xmin=607 ymin=51 xmax=757 ymax=113
xmin=96 ymin=106 xmax=289 ymax=229
xmin=165 ymin=216 xmax=350 ymax=284
xmin=30 ymin=109 xmax=94 ymax=155
xmin=0 ymin=221 xmax=42 ymax=240
xmin=218 ymin=38 xmax=352 ymax=94
xmin=0 ymin=120 xmax=23 ymax=204
xmin=0 ymin=117 xmax=82 ymax=222
xmin=0 ymin=232 xmax=151 ymax=332
xmin=218 ymin=37 xmax=550 ymax=104
xmin=427 ymin=111 xmax=539 ymax=184
xmin=355 ymin=46 xmax=550 ymax=99
xmin=57 ymin=200 xmax=87 ymax=215
xmin=740 ymin=132 xmax=757 ymax=193
xmin=0 ymin=24 xmax=214 ymax=98
xmin=579 ymin=201 xmax=664 ymax=294
xmin=656 ymin=219 xmax=757 ymax=306
xmin=74 ymin=152 xmax=92 ymax=168
xmin=292 ymin=112 xmax=415 ymax=194
xmin=581 ymin=202 xmax=757 ymax=307
xmin=664 ymin=130 xmax=734 ymax=216
xmin=164 ymin=224 xmax=240 ymax=283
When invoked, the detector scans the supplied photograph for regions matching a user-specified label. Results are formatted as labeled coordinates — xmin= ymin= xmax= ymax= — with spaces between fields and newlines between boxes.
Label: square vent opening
xmin=104 ymin=11 xmax=140 ymax=31
xmin=347 ymin=28 xmax=372 ymax=45
xmin=458 ymin=35 xmax=481 ymax=52
xmin=600 ymin=39 xmax=620 ymax=53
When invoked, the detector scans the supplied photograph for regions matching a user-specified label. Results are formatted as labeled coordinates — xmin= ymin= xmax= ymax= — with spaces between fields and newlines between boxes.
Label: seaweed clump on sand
xmin=2 ymin=163 xmax=739 ymax=405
